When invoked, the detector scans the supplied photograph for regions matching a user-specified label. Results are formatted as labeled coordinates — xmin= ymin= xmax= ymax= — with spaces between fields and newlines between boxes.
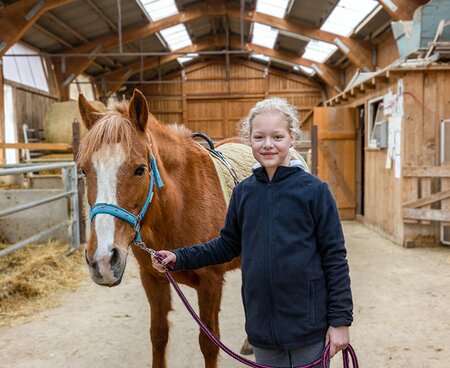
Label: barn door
xmin=313 ymin=107 xmax=358 ymax=220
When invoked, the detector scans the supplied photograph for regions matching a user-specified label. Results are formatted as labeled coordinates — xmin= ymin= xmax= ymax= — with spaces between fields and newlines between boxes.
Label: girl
xmin=152 ymin=97 xmax=353 ymax=367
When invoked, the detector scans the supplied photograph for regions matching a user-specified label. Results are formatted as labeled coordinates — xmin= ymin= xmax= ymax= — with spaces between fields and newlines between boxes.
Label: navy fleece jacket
xmin=172 ymin=165 xmax=353 ymax=350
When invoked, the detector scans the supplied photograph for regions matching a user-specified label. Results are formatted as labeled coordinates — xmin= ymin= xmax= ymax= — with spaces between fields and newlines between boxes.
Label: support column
xmin=0 ymin=61 xmax=4 ymax=164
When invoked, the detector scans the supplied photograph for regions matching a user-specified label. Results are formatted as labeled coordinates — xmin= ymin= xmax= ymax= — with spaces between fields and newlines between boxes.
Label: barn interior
xmin=0 ymin=0 xmax=449 ymax=253
xmin=1 ymin=2 xmax=450 ymax=368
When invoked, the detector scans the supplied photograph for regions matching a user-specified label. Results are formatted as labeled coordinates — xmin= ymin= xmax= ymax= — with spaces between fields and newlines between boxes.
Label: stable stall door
xmin=313 ymin=107 xmax=357 ymax=220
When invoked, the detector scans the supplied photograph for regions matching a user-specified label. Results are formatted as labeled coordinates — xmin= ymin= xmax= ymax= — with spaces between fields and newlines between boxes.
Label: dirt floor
xmin=0 ymin=221 xmax=449 ymax=368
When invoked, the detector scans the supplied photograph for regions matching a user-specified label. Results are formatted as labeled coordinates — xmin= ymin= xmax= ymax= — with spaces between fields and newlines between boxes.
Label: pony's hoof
xmin=240 ymin=338 xmax=253 ymax=355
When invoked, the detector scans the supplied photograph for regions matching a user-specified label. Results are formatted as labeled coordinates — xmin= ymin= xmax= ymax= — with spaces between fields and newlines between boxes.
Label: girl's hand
xmin=151 ymin=251 xmax=176 ymax=273
xmin=325 ymin=326 xmax=350 ymax=358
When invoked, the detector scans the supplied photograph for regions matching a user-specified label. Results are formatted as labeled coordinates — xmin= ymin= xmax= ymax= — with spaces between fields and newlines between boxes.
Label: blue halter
xmin=90 ymin=155 xmax=164 ymax=244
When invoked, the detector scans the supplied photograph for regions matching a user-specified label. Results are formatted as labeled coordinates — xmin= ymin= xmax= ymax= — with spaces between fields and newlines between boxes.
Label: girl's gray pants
xmin=253 ymin=340 xmax=328 ymax=368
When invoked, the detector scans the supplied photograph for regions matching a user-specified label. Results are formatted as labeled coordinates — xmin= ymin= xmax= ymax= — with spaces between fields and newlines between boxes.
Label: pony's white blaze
xmin=92 ymin=143 xmax=126 ymax=261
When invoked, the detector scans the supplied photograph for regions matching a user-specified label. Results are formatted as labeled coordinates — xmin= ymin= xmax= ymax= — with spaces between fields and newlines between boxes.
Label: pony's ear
xmin=78 ymin=93 xmax=100 ymax=130
xmin=128 ymin=89 xmax=149 ymax=132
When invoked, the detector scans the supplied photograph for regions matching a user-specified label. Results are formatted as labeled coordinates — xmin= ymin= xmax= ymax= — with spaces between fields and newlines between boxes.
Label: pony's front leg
xmin=197 ymin=275 xmax=223 ymax=368
xmin=140 ymin=270 xmax=171 ymax=368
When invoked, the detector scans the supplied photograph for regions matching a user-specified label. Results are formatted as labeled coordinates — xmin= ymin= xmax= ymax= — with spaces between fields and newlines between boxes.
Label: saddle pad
xmin=212 ymin=143 xmax=256 ymax=205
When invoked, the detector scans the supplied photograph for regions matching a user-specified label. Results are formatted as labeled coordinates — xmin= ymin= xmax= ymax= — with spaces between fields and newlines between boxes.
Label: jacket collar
xmin=252 ymin=161 xmax=304 ymax=183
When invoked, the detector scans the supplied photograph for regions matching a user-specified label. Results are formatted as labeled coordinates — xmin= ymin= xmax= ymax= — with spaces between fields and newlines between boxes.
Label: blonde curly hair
xmin=239 ymin=97 xmax=301 ymax=142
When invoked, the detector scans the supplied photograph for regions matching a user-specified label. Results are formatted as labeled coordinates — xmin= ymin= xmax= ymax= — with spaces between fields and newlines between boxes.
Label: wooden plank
xmin=0 ymin=143 xmax=71 ymax=151
xmin=403 ymin=166 xmax=450 ymax=177
xmin=403 ymin=208 xmax=450 ymax=222
xmin=402 ymin=189 xmax=450 ymax=208
xmin=0 ymin=63 xmax=4 ymax=164
xmin=314 ymin=107 xmax=357 ymax=220
xmin=318 ymin=140 xmax=356 ymax=208
xmin=318 ymin=131 xmax=356 ymax=140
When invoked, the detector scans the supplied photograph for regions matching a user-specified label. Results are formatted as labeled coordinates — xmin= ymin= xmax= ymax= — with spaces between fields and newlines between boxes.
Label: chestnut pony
xmin=77 ymin=89 xmax=242 ymax=367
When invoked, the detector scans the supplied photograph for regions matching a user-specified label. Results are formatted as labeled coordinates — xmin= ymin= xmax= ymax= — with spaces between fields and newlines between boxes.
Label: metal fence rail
xmin=0 ymin=162 xmax=80 ymax=257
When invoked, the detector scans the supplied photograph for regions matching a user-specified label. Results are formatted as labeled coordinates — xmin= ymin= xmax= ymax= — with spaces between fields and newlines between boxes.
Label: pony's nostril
xmin=110 ymin=248 xmax=120 ymax=268
xmin=91 ymin=261 xmax=98 ymax=271
xmin=84 ymin=249 xmax=90 ymax=265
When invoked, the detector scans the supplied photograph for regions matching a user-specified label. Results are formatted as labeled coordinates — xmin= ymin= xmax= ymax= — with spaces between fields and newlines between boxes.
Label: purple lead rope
xmin=155 ymin=254 xmax=359 ymax=368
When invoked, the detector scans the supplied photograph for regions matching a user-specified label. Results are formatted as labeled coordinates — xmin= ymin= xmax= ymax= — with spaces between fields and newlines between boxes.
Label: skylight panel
xmin=160 ymin=24 xmax=192 ymax=51
xmin=294 ymin=66 xmax=314 ymax=75
xmin=302 ymin=40 xmax=338 ymax=63
xmin=138 ymin=0 xmax=178 ymax=21
xmin=251 ymin=23 xmax=278 ymax=49
xmin=251 ymin=54 xmax=270 ymax=63
xmin=321 ymin=0 xmax=378 ymax=36
xmin=177 ymin=53 xmax=198 ymax=65
xmin=256 ymin=0 xmax=290 ymax=19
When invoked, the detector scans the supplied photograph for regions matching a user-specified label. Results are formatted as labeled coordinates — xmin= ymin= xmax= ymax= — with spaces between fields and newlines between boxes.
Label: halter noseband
xmin=89 ymin=155 xmax=164 ymax=244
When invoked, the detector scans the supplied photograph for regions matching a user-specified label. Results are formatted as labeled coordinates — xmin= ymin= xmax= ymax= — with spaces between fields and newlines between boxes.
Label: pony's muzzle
xmin=85 ymin=247 xmax=126 ymax=287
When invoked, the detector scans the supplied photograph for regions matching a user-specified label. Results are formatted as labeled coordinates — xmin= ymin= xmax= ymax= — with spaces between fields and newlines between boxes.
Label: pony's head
xmin=77 ymin=89 xmax=154 ymax=286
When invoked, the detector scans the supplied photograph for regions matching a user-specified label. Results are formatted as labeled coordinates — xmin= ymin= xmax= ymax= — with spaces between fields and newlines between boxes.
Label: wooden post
xmin=0 ymin=62 xmax=4 ymax=164
xmin=72 ymin=118 xmax=86 ymax=243
xmin=311 ymin=124 xmax=318 ymax=176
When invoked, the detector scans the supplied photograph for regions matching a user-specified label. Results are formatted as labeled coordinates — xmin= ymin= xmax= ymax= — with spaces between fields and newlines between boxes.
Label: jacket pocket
xmin=309 ymin=280 xmax=316 ymax=326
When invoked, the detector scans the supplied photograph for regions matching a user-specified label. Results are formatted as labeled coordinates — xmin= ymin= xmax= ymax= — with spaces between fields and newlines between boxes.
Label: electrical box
xmin=374 ymin=121 xmax=388 ymax=149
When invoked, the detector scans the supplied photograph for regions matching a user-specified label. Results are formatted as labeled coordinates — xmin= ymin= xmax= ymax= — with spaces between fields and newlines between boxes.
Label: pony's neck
xmin=141 ymin=118 xmax=227 ymax=249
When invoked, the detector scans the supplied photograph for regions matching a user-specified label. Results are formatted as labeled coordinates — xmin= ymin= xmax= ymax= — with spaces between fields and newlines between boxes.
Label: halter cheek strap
xmin=90 ymin=155 xmax=164 ymax=244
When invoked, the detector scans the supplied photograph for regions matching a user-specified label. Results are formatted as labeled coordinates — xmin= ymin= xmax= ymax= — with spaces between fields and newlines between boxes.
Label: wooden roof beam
xmin=0 ymin=0 xmax=75 ymax=57
xmin=237 ymin=40 xmax=343 ymax=91
xmin=233 ymin=5 xmax=374 ymax=72
xmin=60 ymin=1 xmax=373 ymax=70
xmin=53 ymin=47 xmax=102 ymax=100
xmin=43 ymin=11 xmax=119 ymax=70
xmin=98 ymin=36 xmax=227 ymax=96
xmin=377 ymin=0 xmax=429 ymax=21
xmin=83 ymin=0 xmax=139 ymax=54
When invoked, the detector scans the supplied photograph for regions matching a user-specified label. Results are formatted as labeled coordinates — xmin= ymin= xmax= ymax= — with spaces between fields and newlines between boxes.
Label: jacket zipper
xmin=266 ymin=181 xmax=282 ymax=347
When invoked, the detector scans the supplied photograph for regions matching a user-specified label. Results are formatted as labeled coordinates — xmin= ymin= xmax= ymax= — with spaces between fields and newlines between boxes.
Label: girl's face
xmin=250 ymin=112 xmax=294 ymax=174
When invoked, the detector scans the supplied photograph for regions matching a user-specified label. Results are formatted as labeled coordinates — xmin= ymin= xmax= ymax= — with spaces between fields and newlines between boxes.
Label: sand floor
xmin=0 ymin=221 xmax=449 ymax=368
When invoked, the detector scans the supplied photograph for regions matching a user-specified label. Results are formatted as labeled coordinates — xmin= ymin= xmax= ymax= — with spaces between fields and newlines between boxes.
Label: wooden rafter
xmin=43 ymin=12 xmax=118 ymax=70
xmin=84 ymin=0 xmax=118 ymax=32
xmin=53 ymin=51 xmax=102 ymax=100
xmin=33 ymin=23 xmax=72 ymax=48
xmin=97 ymin=33 xmax=338 ymax=95
xmin=44 ymin=11 xmax=90 ymax=43
xmin=0 ymin=0 xmax=75 ymax=57
xmin=83 ymin=0 xmax=139 ymax=53
xmin=233 ymin=39 xmax=343 ymax=91
xmin=60 ymin=1 xmax=373 ymax=70
xmin=98 ymin=36 xmax=228 ymax=95
xmin=377 ymin=0 xmax=429 ymax=21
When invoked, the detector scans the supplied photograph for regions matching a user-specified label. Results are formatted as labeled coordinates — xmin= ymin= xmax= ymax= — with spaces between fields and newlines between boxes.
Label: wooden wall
xmin=335 ymin=76 xmax=404 ymax=243
xmin=8 ymin=81 xmax=58 ymax=142
xmin=401 ymin=70 xmax=450 ymax=245
xmin=377 ymin=33 xmax=400 ymax=69
xmin=329 ymin=69 xmax=450 ymax=246
xmin=139 ymin=59 xmax=323 ymax=141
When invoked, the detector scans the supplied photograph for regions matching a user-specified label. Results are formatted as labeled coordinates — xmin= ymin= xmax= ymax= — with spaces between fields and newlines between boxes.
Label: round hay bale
xmin=44 ymin=100 xmax=106 ymax=144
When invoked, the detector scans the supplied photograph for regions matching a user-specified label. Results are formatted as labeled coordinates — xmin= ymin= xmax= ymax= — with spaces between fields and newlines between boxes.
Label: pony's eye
xmin=134 ymin=166 xmax=146 ymax=176
xmin=80 ymin=169 xmax=87 ymax=177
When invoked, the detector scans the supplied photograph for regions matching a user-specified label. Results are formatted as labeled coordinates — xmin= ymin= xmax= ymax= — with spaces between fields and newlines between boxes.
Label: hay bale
xmin=0 ymin=242 xmax=85 ymax=327
xmin=44 ymin=100 xmax=106 ymax=144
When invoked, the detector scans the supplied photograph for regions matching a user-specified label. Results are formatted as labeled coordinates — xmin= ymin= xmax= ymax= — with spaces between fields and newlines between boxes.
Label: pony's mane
xmin=78 ymin=102 xmax=135 ymax=162
xmin=166 ymin=123 xmax=192 ymax=138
